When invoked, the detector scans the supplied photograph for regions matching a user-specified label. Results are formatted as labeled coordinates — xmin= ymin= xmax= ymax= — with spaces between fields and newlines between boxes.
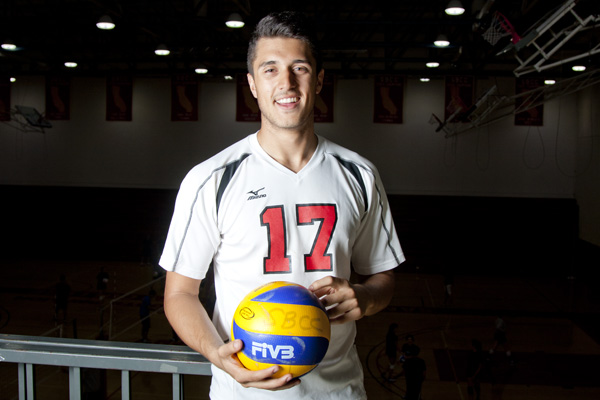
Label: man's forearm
xmin=164 ymin=273 xmax=224 ymax=367
xmin=359 ymin=269 xmax=395 ymax=316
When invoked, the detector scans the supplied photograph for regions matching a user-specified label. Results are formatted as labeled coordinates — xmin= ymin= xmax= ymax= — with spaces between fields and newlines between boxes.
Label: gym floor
xmin=1 ymin=259 xmax=599 ymax=399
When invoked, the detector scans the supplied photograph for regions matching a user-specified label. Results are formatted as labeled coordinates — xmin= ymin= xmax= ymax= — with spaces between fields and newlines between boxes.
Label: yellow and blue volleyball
xmin=231 ymin=281 xmax=331 ymax=378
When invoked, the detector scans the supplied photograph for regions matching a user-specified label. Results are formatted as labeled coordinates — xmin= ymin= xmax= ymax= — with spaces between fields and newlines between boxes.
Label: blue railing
xmin=0 ymin=334 xmax=211 ymax=400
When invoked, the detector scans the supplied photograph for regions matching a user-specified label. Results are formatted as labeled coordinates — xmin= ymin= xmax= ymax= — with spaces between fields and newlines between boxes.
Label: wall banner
xmin=236 ymin=74 xmax=260 ymax=122
xmin=0 ymin=78 xmax=10 ymax=121
xmin=515 ymin=78 xmax=544 ymax=126
xmin=106 ymin=75 xmax=133 ymax=121
xmin=46 ymin=76 xmax=71 ymax=120
xmin=314 ymin=74 xmax=334 ymax=123
xmin=171 ymin=74 xmax=198 ymax=121
xmin=444 ymin=76 xmax=474 ymax=123
xmin=374 ymin=75 xmax=403 ymax=124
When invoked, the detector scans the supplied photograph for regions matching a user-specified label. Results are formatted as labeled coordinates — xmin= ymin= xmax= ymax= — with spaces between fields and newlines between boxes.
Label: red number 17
xmin=260 ymin=204 xmax=337 ymax=274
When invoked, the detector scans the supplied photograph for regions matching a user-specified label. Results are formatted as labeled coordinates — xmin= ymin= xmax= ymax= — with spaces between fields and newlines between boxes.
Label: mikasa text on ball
xmin=231 ymin=281 xmax=331 ymax=378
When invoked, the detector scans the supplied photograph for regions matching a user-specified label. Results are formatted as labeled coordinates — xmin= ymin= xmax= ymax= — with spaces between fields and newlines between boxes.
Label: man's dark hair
xmin=247 ymin=11 xmax=322 ymax=75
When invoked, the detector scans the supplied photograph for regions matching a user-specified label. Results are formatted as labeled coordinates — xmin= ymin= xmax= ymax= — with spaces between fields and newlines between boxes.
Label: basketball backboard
xmin=15 ymin=105 xmax=52 ymax=128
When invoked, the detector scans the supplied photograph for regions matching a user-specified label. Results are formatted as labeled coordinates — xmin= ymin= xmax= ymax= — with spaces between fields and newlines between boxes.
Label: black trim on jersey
xmin=332 ymin=155 xmax=368 ymax=210
xmin=216 ymin=153 xmax=250 ymax=214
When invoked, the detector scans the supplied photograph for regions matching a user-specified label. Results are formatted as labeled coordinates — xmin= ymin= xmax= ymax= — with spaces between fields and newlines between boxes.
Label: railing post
xmin=172 ymin=373 xmax=184 ymax=400
xmin=19 ymin=363 xmax=36 ymax=400
xmin=69 ymin=366 xmax=81 ymax=400
xmin=121 ymin=370 xmax=131 ymax=400
xmin=109 ymin=302 xmax=114 ymax=340
xmin=17 ymin=363 xmax=26 ymax=400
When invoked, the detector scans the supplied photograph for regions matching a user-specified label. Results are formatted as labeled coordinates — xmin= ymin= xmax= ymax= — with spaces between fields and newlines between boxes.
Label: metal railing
xmin=0 ymin=334 xmax=211 ymax=400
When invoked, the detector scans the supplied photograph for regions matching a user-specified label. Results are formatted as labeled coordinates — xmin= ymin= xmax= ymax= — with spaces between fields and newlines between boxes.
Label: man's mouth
xmin=276 ymin=97 xmax=299 ymax=104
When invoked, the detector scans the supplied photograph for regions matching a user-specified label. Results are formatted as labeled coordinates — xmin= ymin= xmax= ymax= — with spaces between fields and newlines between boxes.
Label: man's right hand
xmin=217 ymin=339 xmax=301 ymax=391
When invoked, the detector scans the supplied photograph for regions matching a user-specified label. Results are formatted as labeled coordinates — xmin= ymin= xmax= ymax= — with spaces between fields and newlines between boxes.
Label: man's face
xmin=247 ymin=37 xmax=324 ymax=132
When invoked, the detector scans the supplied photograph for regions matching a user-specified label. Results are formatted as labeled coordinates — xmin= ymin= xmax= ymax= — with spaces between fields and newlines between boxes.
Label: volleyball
xmin=231 ymin=281 xmax=331 ymax=378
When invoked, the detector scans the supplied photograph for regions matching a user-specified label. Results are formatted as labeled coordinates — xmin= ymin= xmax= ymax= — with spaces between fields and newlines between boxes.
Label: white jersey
xmin=160 ymin=133 xmax=404 ymax=399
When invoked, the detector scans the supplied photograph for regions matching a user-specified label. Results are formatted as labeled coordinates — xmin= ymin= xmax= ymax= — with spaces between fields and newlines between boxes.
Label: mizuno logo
xmin=247 ymin=187 xmax=266 ymax=201
xmin=251 ymin=341 xmax=295 ymax=360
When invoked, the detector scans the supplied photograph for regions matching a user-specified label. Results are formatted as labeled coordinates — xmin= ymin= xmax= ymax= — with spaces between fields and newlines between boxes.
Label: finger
xmin=247 ymin=376 xmax=301 ymax=391
xmin=319 ymin=284 xmax=356 ymax=308
xmin=219 ymin=339 xmax=244 ymax=358
xmin=308 ymin=276 xmax=336 ymax=293
xmin=237 ymin=367 xmax=298 ymax=390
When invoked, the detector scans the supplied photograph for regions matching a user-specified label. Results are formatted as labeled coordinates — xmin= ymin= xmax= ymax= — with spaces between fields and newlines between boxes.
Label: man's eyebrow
xmin=258 ymin=60 xmax=277 ymax=69
xmin=257 ymin=59 xmax=312 ymax=69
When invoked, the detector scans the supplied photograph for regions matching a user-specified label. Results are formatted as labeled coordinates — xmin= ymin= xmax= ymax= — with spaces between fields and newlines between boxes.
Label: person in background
xmin=384 ymin=323 xmax=400 ymax=382
xmin=54 ymin=273 xmax=71 ymax=323
xmin=400 ymin=345 xmax=426 ymax=400
xmin=467 ymin=338 xmax=484 ymax=400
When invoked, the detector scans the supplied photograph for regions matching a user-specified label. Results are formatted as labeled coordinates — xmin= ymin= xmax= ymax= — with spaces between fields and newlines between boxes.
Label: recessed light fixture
xmin=155 ymin=44 xmax=170 ymax=56
xmin=434 ymin=34 xmax=450 ymax=47
xmin=64 ymin=62 xmax=78 ymax=68
xmin=572 ymin=65 xmax=586 ymax=72
xmin=544 ymin=79 xmax=556 ymax=85
xmin=420 ymin=77 xmax=431 ymax=82
xmin=224 ymin=75 xmax=234 ymax=80
xmin=426 ymin=62 xmax=440 ymax=68
xmin=225 ymin=13 xmax=245 ymax=28
xmin=10 ymin=77 xmax=16 ymax=83
xmin=445 ymin=0 xmax=465 ymax=16
xmin=1 ymin=40 xmax=17 ymax=51
xmin=195 ymin=67 xmax=208 ymax=74
xmin=96 ymin=15 xmax=115 ymax=30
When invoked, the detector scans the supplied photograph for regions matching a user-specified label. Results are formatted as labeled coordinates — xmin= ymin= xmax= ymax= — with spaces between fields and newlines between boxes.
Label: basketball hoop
xmin=483 ymin=11 xmax=521 ymax=46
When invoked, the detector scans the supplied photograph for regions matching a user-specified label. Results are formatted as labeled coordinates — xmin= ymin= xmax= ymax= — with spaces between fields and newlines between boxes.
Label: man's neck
xmin=257 ymin=127 xmax=318 ymax=173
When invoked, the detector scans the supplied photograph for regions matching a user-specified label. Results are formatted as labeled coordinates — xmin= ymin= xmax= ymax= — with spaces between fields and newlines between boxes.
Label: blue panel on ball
xmin=233 ymin=321 xmax=329 ymax=365
xmin=251 ymin=286 xmax=320 ymax=307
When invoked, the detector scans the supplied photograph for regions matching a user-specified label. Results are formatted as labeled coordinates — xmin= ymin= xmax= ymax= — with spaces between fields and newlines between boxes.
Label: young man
xmin=160 ymin=11 xmax=404 ymax=399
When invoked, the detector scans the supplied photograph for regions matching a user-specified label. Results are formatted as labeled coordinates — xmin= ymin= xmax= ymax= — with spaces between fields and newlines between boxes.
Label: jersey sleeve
xmin=351 ymin=163 xmax=404 ymax=275
xmin=159 ymin=164 xmax=222 ymax=280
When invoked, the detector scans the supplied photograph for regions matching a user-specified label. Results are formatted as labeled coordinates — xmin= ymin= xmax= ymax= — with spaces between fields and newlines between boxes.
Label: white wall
xmin=0 ymin=74 xmax=584 ymax=200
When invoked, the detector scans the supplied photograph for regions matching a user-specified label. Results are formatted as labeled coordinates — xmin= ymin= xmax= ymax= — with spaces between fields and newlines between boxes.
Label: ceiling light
xmin=96 ymin=15 xmax=115 ymax=30
xmin=426 ymin=61 xmax=440 ymax=68
xmin=195 ymin=67 xmax=208 ymax=74
xmin=434 ymin=34 xmax=450 ymax=47
xmin=64 ymin=62 xmax=78 ymax=68
xmin=155 ymin=44 xmax=170 ymax=56
xmin=420 ymin=78 xmax=431 ymax=82
xmin=224 ymin=75 xmax=234 ymax=80
xmin=445 ymin=1 xmax=465 ymax=16
xmin=572 ymin=65 xmax=586 ymax=72
xmin=226 ymin=13 xmax=245 ymax=28
xmin=10 ymin=77 xmax=16 ymax=83
xmin=1 ymin=40 xmax=17 ymax=51
xmin=544 ymin=79 xmax=556 ymax=85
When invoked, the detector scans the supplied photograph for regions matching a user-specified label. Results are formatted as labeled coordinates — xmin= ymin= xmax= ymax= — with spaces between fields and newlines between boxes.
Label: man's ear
xmin=315 ymin=69 xmax=325 ymax=95
xmin=247 ymin=73 xmax=258 ymax=98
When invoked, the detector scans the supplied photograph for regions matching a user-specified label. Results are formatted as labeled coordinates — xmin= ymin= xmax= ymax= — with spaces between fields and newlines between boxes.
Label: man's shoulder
xmin=184 ymin=134 xmax=255 ymax=179
xmin=319 ymin=135 xmax=378 ymax=175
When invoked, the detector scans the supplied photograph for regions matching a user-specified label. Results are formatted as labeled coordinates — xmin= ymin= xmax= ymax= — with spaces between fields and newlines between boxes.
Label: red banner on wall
xmin=314 ymin=74 xmax=334 ymax=123
xmin=445 ymin=76 xmax=473 ymax=122
xmin=0 ymin=78 xmax=10 ymax=121
xmin=46 ymin=76 xmax=71 ymax=120
xmin=373 ymin=75 xmax=403 ymax=124
xmin=515 ymin=78 xmax=544 ymax=126
xmin=171 ymin=74 xmax=198 ymax=121
xmin=236 ymin=74 xmax=260 ymax=122
xmin=106 ymin=75 xmax=132 ymax=121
